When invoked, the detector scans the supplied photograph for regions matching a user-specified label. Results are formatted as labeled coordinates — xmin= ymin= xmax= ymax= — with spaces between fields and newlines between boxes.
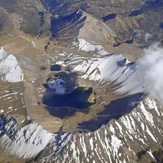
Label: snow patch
xmin=0 ymin=47 xmax=23 ymax=82
xmin=47 ymin=79 xmax=66 ymax=95
xmin=0 ymin=123 xmax=53 ymax=159
xmin=73 ymin=38 xmax=109 ymax=56
xmin=71 ymin=54 xmax=143 ymax=95
xmin=139 ymin=102 xmax=154 ymax=126
xmin=110 ymin=135 xmax=122 ymax=157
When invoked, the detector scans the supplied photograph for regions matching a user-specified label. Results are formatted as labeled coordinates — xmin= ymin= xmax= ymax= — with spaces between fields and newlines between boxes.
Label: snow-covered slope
xmin=36 ymin=97 xmax=163 ymax=163
xmin=58 ymin=38 xmax=144 ymax=95
xmin=0 ymin=3 xmax=162 ymax=162
xmin=0 ymin=115 xmax=72 ymax=159
xmin=33 ymin=39 xmax=162 ymax=163
xmin=0 ymin=40 xmax=161 ymax=163
xmin=0 ymin=40 xmax=162 ymax=163
xmin=0 ymin=48 xmax=23 ymax=82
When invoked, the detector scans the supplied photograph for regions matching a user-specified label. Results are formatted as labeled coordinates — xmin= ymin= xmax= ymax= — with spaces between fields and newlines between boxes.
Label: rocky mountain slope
xmin=0 ymin=0 xmax=162 ymax=163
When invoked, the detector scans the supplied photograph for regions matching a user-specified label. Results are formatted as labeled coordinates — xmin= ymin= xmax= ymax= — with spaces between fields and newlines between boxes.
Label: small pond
xmin=50 ymin=64 xmax=62 ymax=71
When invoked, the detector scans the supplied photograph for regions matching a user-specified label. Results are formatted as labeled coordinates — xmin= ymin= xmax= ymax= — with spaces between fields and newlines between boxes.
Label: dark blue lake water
xmin=129 ymin=9 xmax=142 ymax=17
xmin=43 ymin=87 xmax=94 ymax=118
xmin=102 ymin=13 xmax=116 ymax=22
xmin=50 ymin=64 xmax=62 ymax=71
xmin=160 ymin=22 xmax=163 ymax=29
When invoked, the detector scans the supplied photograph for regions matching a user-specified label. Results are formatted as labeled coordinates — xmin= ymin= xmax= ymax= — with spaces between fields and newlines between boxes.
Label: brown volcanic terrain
xmin=0 ymin=4 xmax=144 ymax=133
xmin=0 ymin=0 xmax=162 ymax=162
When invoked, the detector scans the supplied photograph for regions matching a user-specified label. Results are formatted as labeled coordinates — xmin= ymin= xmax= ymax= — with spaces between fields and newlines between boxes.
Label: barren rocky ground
xmin=0 ymin=0 xmax=162 ymax=162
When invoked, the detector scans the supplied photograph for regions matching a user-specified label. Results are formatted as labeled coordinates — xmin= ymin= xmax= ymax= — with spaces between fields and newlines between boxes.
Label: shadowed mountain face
xmin=0 ymin=0 xmax=162 ymax=45
xmin=40 ymin=0 xmax=88 ymax=15
xmin=78 ymin=93 xmax=144 ymax=131
xmin=0 ymin=0 xmax=163 ymax=163
xmin=50 ymin=10 xmax=87 ymax=41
